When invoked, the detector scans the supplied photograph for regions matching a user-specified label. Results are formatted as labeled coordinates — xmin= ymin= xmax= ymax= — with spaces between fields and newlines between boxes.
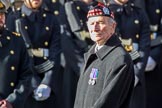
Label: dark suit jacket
xmin=6 ymin=5 xmax=61 ymax=94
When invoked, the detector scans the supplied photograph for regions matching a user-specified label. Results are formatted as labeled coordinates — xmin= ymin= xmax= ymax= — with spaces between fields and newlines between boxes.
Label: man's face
xmin=0 ymin=13 xmax=5 ymax=29
xmin=87 ymin=16 xmax=116 ymax=45
xmin=24 ymin=0 xmax=42 ymax=9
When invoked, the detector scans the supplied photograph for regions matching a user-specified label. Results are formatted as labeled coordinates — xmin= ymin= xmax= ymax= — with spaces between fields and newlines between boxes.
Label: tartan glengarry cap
xmin=87 ymin=1 xmax=114 ymax=19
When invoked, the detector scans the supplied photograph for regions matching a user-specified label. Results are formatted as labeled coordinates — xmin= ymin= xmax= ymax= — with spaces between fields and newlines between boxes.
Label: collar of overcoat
xmin=84 ymin=34 xmax=121 ymax=61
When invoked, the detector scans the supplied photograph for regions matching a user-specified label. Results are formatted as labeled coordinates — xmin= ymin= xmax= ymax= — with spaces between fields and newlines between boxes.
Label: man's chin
xmin=95 ymin=38 xmax=102 ymax=42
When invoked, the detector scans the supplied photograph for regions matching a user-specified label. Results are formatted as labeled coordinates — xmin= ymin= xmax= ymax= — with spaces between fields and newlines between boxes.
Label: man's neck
xmin=95 ymin=44 xmax=104 ymax=52
xmin=96 ymin=41 xmax=106 ymax=46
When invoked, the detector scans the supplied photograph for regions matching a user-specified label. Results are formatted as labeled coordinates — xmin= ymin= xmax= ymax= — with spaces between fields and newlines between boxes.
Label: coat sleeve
xmin=92 ymin=54 xmax=134 ymax=108
xmin=149 ymin=1 xmax=162 ymax=63
xmin=41 ymin=15 xmax=61 ymax=93
xmin=6 ymin=37 xmax=32 ymax=108
xmin=135 ymin=9 xmax=150 ymax=78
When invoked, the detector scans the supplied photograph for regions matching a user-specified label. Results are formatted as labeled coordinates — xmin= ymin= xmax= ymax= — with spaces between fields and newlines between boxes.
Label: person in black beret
xmin=73 ymin=1 xmax=134 ymax=108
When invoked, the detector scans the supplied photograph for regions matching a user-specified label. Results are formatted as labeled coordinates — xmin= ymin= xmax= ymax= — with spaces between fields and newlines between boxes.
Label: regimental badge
xmin=103 ymin=7 xmax=110 ymax=15
xmin=88 ymin=68 xmax=99 ymax=85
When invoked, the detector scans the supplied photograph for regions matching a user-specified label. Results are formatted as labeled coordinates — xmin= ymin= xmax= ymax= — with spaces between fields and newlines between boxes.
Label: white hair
xmin=108 ymin=17 xmax=116 ymax=24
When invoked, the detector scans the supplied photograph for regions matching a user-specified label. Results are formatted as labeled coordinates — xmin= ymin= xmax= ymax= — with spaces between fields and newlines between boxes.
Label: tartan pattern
xmin=87 ymin=2 xmax=114 ymax=19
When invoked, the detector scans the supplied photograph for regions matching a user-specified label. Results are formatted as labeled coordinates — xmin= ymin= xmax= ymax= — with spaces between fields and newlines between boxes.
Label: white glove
xmin=136 ymin=62 xmax=142 ymax=70
xmin=145 ymin=56 xmax=156 ymax=72
xmin=134 ymin=75 xmax=139 ymax=87
xmin=33 ymin=84 xmax=51 ymax=101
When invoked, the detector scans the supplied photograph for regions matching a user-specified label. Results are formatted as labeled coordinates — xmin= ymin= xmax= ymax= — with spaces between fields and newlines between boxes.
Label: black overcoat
xmin=0 ymin=29 xmax=32 ymax=108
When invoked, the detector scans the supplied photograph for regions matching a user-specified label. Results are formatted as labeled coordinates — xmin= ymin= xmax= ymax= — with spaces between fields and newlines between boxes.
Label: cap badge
xmin=103 ymin=7 xmax=110 ymax=15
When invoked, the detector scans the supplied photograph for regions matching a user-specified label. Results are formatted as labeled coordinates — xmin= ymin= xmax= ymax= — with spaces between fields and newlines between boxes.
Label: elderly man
xmin=0 ymin=0 xmax=32 ymax=108
xmin=74 ymin=1 xmax=134 ymax=108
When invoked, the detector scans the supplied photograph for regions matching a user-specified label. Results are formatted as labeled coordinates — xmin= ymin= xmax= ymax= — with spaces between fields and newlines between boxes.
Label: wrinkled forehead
xmin=87 ymin=16 xmax=110 ymax=24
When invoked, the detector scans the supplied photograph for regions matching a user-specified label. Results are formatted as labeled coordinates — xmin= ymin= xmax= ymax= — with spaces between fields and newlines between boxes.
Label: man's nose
xmin=93 ymin=23 xmax=99 ymax=31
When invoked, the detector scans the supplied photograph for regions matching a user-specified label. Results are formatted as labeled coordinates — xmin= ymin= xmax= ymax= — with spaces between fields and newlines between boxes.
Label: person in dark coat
xmin=6 ymin=0 xmax=24 ymax=32
xmin=74 ymin=1 xmax=134 ymax=108
xmin=0 ymin=1 xmax=32 ymax=108
xmin=60 ymin=0 xmax=93 ymax=108
xmin=6 ymin=0 xmax=62 ymax=108
xmin=144 ymin=0 xmax=162 ymax=108
xmin=108 ymin=0 xmax=150 ymax=108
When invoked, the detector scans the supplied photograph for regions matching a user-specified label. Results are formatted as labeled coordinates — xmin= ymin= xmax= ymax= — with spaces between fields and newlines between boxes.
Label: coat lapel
xmin=83 ymin=35 xmax=121 ymax=72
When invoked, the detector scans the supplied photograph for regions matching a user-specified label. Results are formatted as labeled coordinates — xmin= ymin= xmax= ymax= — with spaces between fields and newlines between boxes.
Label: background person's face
xmin=87 ymin=16 xmax=115 ymax=45
xmin=0 ymin=13 xmax=5 ymax=29
xmin=24 ymin=0 xmax=42 ymax=9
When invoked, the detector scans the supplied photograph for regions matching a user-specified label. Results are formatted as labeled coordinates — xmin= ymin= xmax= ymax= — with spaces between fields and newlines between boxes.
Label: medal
xmin=88 ymin=68 xmax=99 ymax=85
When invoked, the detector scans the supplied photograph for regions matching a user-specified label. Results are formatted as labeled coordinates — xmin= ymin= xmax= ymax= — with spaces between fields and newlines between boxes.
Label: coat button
xmin=54 ymin=10 xmax=59 ymax=16
xmin=52 ymin=0 xmax=56 ymax=3
xmin=136 ymin=34 xmax=139 ymax=39
xmin=22 ymin=13 xmax=25 ymax=17
xmin=44 ymin=41 xmax=48 ymax=46
xmin=43 ymin=13 xmax=46 ymax=17
xmin=44 ymin=57 xmax=47 ymax=60
xmin=11 ymin=66 xmax=15 ymax=71
xmin=134 ymin=20 xmax=139 ymax=24
xmin=10 ymin=82 xmax=15 ymax=87
xmin=25 ymin=26 xmax=28 ymax=30
xmin=45 ymin=26 xmax=49 ymax=31
xmin=76 ymin=6 xmax=80 ymax=10
xmin=156 ymin=9 xmax=160 ymax=14
xmin=6 ymin=36 xmax=11 ymax=40
xmin=10 ymin=50 xmax=14 ymax=55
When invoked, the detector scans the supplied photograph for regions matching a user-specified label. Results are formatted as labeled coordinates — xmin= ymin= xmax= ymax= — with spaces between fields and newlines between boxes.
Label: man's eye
xmin=89 ymin=22 xmax=94 ymax=25
xmin=99 ymin=21 xmax=104 ymax=24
